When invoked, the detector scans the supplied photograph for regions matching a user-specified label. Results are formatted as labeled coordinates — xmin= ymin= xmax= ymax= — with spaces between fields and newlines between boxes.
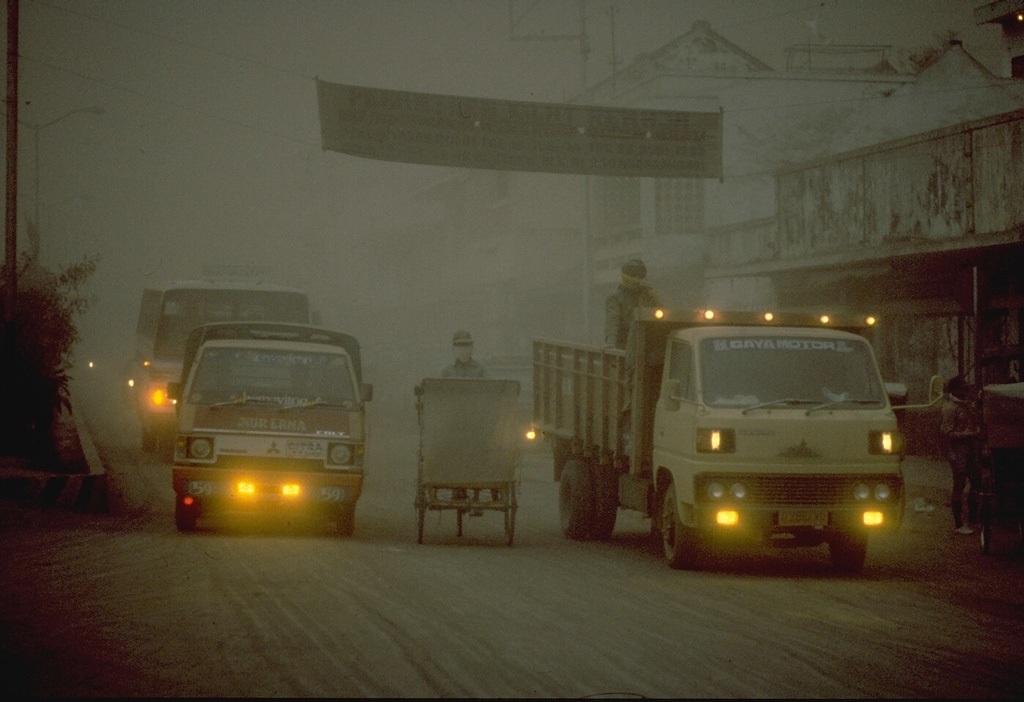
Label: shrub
xmin=0 ymin=253 xmax=97 ymax=455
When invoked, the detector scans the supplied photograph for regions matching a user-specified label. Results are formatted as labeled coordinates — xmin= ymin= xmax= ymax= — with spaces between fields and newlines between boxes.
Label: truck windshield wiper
xmin=805 ymin=398 xmax=881 ymax=415
xmin=280 ymin=399 xmax=352 ymax=411
xmin=207 ymin=393 xmax=282 ymax=408
xmin=740 ymin=398 xmax=817 ymax=414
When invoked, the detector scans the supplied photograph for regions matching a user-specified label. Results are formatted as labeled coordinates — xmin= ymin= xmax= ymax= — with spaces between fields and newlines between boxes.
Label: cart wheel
xmin=505 ymin=506 xmax=516 ymax=546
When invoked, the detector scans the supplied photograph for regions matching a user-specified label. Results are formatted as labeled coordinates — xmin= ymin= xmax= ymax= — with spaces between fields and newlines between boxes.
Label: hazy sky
xmin=0 ymin=0 xmax=1007 ymax=361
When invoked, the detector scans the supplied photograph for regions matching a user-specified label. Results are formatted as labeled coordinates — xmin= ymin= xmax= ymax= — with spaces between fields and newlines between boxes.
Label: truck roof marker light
xmin=654 ymin=309 xmax=664 ymax=319
xmin=143 ymin=360 xmax=151 ymax=367
xmin=703 ymin=310 xmax=716 ymax=320
xmin=865 ymin=316 xmax=877 ymax=326
xmin=237 ymin=481 xmax=256 ymax=496
xmin=763 ymin=312 xmax=774 ymax=322
xmin=820 ymin=315 xmax=830 ymax=324
xmin=282 ymin=484 xmax=301 ymax=497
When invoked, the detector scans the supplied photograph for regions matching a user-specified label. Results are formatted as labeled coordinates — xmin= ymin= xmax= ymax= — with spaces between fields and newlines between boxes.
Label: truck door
xmin=653 ymin=339 xmax=697 ymax=484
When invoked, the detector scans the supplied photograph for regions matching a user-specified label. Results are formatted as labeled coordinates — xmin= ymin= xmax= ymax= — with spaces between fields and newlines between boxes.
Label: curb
xmin=0 ymin=395 xmax=108 ymax=514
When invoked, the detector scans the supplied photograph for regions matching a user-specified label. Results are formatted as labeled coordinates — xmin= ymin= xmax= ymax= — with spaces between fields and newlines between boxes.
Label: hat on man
xmin=452 ymin=330 xmax=473 ymax=346
xmin=621 ymin=258 xmax=647 ymax=279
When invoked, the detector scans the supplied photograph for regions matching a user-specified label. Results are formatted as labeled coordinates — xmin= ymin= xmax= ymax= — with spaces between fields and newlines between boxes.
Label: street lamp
xmin=22 ymin=106 xmax=105 ymax=259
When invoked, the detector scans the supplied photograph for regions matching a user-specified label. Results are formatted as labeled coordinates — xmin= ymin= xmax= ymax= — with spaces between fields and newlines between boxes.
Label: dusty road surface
xmin=1 ymin=372 xmax=1022 ymax=698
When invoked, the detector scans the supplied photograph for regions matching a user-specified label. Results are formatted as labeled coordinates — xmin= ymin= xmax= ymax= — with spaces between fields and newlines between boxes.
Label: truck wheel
xmin=661 ymin=482 xmax=701 ymax=569
xmin=552 ymin=438 xmax=572 ymax=481
xmin=589 ymin=464 xmax=618 ymax=541
xmin=141 ymin=425 xmax=157 ymax=453
xmin=559 ymin=459 xmax=594 ymax=540
xmin=336 ymin=505 xmax=355 ymax=537
xmin=175 ymin=501 xmax=197 ymax=532
xmin=829 ymin=532 xmax=867 ymax=572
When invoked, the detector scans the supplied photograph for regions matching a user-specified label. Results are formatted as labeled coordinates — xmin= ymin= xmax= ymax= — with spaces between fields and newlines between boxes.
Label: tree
xmin=1 ymin=253 xmax=98 ymax=456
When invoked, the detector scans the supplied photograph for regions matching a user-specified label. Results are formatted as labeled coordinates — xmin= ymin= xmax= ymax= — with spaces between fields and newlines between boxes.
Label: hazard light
xmin=862 ymin=511 xmax=884 ymax=526
xmin=716 ymin=510 xmax=739 ymax=526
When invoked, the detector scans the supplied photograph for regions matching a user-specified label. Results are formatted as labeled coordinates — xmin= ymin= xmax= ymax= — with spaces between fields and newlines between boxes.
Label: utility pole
xmin=3 ymin=0 xmax=19 ymax=451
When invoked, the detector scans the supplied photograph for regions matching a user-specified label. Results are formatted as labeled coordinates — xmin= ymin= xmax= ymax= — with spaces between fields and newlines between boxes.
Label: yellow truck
xmin=533 ymin=308 xmax=905 ymax=571
xmin=168 ymin=322 xmax=372 ymax=534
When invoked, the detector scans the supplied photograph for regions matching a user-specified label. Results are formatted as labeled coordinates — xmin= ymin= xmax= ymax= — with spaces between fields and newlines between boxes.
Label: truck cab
xmin=534 ymin=308 xmax=905 ymax=571
xmin=168 ymin=322 xmax=372 ymax=534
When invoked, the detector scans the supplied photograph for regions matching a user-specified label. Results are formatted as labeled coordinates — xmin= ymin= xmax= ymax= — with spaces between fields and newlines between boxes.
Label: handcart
xmin=414 ymin=377 xmax=521 ymax=546
xmin=979 ymin=382 xmax=1024 ymax=555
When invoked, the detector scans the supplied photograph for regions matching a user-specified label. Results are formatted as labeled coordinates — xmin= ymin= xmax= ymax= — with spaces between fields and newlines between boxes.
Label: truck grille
xmin=696 ymin=474 xmax=902 ymax=506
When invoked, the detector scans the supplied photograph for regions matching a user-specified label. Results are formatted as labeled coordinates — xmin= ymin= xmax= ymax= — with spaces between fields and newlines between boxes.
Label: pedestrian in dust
xmin=940 ymin=375 xmax=983 ymax=534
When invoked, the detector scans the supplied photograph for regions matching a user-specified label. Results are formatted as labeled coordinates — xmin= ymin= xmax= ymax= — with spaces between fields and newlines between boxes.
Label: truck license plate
xmin=778 ymin=510 xmax=828 ymax=527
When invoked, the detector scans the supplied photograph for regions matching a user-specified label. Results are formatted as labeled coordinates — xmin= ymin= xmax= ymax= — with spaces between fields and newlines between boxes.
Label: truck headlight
xmin=327 ymin=443 xmax=353 ymax=466
xmin=187 ymin=436 xmax=214 ymax=460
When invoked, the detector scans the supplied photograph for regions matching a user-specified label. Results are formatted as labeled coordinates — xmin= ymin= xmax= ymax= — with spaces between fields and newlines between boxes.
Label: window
xmin=668 ymin=340 xmax=695 ymax=401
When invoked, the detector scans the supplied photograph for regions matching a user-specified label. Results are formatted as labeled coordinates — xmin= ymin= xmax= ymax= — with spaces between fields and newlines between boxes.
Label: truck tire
xmin=336 ymin=505 xmax=356 ymax=537
xmin=141 ymin=425 xmax=157 ymax=453
xmin=661 ymin=481 xmax=701 ymax=569
xmin=552 ymin=438 xmax=572 ymax=482
xmin=175 ymin=501 xmax=197 ymax=532
xmin=829 ymin=531 xmax=867 ymax=572
xmin=559 ymin=459 xmax=594 ymax=540
xmin=589 ymin=464 xmax=618 ymax=541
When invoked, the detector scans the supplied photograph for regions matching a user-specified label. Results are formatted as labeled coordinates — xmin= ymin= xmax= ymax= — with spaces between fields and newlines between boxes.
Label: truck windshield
xmin=152 ymin=288 xmax=309 ymax=360
xmin=700 ymin=335 xmax=885 ymax=409
xmin=187 ymin=347 xmax=356 ymax=408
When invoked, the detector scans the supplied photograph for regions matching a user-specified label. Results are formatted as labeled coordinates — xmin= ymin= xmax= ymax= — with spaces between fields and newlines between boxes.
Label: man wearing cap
xmin=441 ymin=330 xmax=487 ymax=378
xmin=605 ymin=258 xmax=659 ymax=350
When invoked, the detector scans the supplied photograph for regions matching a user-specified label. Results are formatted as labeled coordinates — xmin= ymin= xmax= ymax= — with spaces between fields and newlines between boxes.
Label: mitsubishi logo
xmin=267 ymin=442 xmax=280 ymax=455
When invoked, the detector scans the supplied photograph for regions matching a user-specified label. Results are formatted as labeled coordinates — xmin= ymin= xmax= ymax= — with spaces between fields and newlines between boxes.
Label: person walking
xmin=940 ymin=375 xmax=983 ymax=534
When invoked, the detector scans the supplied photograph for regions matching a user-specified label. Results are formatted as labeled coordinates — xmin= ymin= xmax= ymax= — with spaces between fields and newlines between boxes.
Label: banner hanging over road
xmin=316 ymin=80 xmax=722 ymax=178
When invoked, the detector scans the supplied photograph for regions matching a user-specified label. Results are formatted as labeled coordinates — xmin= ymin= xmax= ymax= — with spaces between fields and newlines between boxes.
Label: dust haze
xmin=0 ymin=0 xmax=1003 ymax=435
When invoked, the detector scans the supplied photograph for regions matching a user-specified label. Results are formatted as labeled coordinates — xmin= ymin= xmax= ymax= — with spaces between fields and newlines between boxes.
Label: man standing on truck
xmin=605 ymin=258 xmax=659 ymax=350
xmin=441 ymin=330 xmax=487 ymax=378
xmin=941 ymin=375 xmax=983 ymax=534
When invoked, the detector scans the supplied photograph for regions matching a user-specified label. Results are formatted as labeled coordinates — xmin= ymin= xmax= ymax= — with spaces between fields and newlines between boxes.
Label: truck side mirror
xmin=884 ymin=382 xmax=908 ymax=406
xmin=167 ymin=381 xmax=180 ymax=401
xmin=361 ymin=383 xmax=374 ymax=402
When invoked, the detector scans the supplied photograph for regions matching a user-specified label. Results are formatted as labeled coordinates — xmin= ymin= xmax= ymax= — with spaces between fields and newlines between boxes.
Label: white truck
xmin=533 ymin=308 xmax=905 ymax=571
xmin=168 ymin=322 xmax=371 ymax=534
